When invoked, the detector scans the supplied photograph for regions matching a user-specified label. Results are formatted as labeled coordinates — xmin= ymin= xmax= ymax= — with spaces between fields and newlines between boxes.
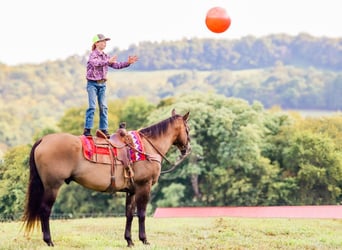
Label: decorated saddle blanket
xmin=80 ymin=130 xmax=146 ymax=165
xmin=128 ymin=131 xmax=147 ymax=162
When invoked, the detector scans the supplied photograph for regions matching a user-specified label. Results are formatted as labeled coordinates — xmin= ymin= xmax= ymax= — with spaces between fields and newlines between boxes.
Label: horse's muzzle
xmin=181 ymin=145 xmax=191 ymax=156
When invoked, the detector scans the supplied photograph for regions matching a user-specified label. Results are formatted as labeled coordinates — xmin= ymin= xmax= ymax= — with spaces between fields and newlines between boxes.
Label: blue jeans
xmin=84 ymin=81 xmax=108 ymax=130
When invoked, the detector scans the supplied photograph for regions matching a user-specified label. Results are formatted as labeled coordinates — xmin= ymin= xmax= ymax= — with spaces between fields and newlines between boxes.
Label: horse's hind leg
xmin=40 ymin=188 xmax=59 ymax=246
xmin=136 ymin=184 xmax=150 ymax=245
xmin=124 ymin=192 xmax=136 ymax=247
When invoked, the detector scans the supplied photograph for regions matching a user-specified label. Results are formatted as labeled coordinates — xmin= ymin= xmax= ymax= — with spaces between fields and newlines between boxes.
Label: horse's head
xmin=172 ymin=109 xmax=191 ymax=156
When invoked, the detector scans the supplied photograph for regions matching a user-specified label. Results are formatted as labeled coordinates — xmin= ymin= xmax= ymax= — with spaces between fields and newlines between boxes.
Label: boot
xmin=101 ymin=129 xmax=110 ymax=138
xmin=83 ymin=128 xmax=91 ymax=136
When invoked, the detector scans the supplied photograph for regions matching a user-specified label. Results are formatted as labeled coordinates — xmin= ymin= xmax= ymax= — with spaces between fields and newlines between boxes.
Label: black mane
xmin=139 ymin=115 xmax=180 ymax=138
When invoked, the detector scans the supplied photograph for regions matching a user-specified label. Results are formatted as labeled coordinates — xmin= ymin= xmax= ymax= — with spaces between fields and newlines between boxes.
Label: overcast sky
xmin=1 ymin=0 xmax=341 ymax=65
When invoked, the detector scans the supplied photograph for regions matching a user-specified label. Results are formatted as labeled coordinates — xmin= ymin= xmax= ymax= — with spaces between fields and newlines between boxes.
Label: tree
xmin=119 ymin=96 xmax=155 ymax=130
xmin=2 ymin=93 xmax=341 ymax=220
xmin=53 ymin=183 xmax=126 ymax=217
xmin=0 ymin=145 xmax=30 ymax=218
xmin=156 ymin=183 xmax=186 ymax=207
xmin=148 ymin=93 xmax=283 ymax=207
xmin=281 ymin=130 xmax=342 ymax=204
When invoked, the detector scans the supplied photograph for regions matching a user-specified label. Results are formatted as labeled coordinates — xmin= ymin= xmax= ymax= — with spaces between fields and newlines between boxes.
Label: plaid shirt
xmin=86 ymin=49 xmax=130 ymax=81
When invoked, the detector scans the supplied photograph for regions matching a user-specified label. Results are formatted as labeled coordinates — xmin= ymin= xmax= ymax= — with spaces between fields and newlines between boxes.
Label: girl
xmin=83 ymin=34 xmax=138 ymax=138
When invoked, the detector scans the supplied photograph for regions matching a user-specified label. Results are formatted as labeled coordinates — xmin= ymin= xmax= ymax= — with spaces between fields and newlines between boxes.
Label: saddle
xmin=80 ymin=125 xmax=137 ymax=193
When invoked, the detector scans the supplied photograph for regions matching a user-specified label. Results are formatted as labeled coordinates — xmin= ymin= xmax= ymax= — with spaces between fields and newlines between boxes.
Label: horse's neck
xmin=145 ymin=128 xmax=177 ymax=155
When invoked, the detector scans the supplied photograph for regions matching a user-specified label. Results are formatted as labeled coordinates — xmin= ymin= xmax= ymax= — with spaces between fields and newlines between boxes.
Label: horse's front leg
xmin=124 ymin=192 xmax=136 ymax=247
xmin=136 ymin=184 xmax=151 ymax=245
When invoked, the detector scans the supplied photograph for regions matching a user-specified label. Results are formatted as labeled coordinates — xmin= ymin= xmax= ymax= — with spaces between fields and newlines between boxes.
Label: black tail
xmin=22 ymin=139 xmax=44 ymax=233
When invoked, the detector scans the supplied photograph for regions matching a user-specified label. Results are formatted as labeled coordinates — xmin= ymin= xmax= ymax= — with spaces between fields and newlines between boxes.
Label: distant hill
xmin=118 ymin=33 xmax=341 ymax=71
xmin=0 ymin=33 xmax=341 ymax=149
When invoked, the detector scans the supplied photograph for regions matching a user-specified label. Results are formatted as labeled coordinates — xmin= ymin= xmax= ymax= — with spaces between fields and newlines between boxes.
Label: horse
xmin=22 ymin=109 xmax=191 ymax=247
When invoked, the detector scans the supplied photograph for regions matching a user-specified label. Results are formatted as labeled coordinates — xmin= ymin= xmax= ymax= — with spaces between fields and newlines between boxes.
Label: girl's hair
xmin=92 ymin=43 xmax=97 ymax=51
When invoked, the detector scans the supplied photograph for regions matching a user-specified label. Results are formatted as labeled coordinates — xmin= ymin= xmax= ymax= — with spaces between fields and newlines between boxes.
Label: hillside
xmin=0 ymin=34 xmax=341 ymax=149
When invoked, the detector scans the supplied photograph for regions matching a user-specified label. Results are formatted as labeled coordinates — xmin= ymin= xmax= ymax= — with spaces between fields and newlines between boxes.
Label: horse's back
xmin=37 ymin=133 xmax=81 ymax=156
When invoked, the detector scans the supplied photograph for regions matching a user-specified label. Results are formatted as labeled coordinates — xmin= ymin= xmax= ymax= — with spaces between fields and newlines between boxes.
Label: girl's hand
xmin=128 ymin=55 xmax=138 ymax=64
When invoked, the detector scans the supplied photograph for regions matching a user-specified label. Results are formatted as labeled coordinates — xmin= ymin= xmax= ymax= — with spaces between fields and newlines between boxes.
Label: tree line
xmin=1 ymin=93 xmax=341 ymax=219
xmin=0 ymin=34 xmax=341 ymax=149
xmin=125 ymin=33 xmax=341 ymax=71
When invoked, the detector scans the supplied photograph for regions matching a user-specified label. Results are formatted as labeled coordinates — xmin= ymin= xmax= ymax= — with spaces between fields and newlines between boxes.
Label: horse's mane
xmin=139 ymin=115 xmax=181 ymax=138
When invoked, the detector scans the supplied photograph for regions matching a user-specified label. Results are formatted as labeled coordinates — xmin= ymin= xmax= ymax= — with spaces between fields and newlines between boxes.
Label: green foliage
xmin=1 ymin=93 xmax=342 ymax=219
xmin=1 ymin=35 xmax=342 ymax=149
xmin=281 ymin=131 xmax=342 ymax=204
xmin=1 ymin=35 xmax=342 ymax=217
xmin=150 ymin=93 xmax=342 ymax=207
xmin=58 ymin=107 xmax=86 ymax=134
xmin=119 ymin=96 xmax=155 ymax=130
xmin=53 ymin=183 xmax=126 ymax=216
xmin=156 ymin=183 xmax=186 ymax=207
xmin=149 ymin=93 xmax=276 ymax=206
xmin=58 ymin=97 xmax=155 ymax=135
xmin=132 ymin=34 xmax=341 ymax=71
xmin=0 ymin=145 xmax=30 ymax=217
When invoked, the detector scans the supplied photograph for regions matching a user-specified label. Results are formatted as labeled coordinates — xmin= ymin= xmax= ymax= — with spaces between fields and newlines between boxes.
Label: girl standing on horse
xmin=83 ymin=34 xmax=138 ymax=138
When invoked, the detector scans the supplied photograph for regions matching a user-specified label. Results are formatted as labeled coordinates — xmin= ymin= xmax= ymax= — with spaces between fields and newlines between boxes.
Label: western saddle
xmin=91 ymin=122 xmax=136 ymax=193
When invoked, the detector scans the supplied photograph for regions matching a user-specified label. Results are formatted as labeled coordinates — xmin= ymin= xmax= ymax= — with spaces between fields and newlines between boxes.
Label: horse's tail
xmin=22 ymin=138 xmax=44 ymax=233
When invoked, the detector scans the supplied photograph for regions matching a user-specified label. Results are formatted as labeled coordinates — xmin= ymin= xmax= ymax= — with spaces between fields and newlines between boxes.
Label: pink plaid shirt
xmin=86 ymin=49 xmax=130 ymax=81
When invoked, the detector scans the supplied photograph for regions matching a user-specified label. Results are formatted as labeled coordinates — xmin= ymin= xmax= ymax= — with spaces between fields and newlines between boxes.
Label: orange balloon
xmin=205 ymin=7 xmax=231 ymax=33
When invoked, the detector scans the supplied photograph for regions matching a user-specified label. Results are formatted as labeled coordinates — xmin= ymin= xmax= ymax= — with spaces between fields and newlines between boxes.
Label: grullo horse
xmin=23 ymin=109 xmax=191 ymax=247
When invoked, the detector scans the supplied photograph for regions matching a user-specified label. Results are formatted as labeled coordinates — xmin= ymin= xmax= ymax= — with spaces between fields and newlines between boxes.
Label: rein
xmin=160 ymin=152 xmax=190 ymax=174
xmin=138 ymin=132 xmax=189 ymax=174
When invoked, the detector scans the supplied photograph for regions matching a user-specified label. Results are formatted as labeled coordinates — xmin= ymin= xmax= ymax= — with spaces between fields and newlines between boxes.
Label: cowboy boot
xmin=83 ymin=128 xmax=91 ymax=136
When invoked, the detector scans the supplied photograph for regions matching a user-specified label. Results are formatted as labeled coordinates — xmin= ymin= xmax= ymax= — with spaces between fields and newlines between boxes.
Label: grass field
xmin=1 ymin=217 xmax=341 ymax=250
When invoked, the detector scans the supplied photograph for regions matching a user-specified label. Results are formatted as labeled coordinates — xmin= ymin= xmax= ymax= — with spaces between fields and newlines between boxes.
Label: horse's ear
xmin=171 ymin=108 xmax=176 ymax=116
xmin=183 ymin=111 xmax=190 ymax=121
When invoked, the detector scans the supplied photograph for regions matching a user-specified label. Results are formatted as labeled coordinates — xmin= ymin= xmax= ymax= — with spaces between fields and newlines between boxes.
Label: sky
xmin=1 ymin=0 xmax=341 ymax=65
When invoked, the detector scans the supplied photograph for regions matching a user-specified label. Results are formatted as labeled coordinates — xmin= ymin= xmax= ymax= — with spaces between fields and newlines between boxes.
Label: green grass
xmin=1 ymin=217 xmax=342 ymax=249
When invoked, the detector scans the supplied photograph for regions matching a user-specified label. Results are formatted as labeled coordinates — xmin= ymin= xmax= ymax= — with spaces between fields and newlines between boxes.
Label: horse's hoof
xmin=127 ymin=241 xmax=134 ymax=248
xmin=143 ymin=240 xmax=150 ymax=245
xmin=46 ymin=241 xmax=54 ymax=247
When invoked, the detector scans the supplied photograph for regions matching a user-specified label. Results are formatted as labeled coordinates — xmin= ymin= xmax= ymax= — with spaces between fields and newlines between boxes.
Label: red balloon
xmin=205 ymin=7 xmax=231 ymax=33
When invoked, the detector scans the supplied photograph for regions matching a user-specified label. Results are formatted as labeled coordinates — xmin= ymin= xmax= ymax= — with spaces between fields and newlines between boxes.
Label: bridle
xmin=173 ymin=120 xmax=191 ymax=154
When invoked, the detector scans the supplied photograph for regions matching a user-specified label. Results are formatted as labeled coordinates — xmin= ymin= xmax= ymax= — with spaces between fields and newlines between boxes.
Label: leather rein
xmin=138 ymin=132 xmax=190 ymax=174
